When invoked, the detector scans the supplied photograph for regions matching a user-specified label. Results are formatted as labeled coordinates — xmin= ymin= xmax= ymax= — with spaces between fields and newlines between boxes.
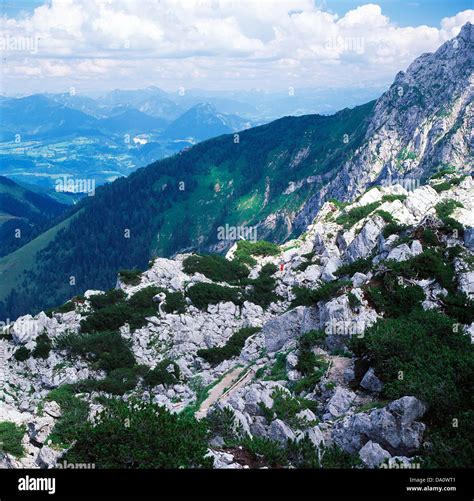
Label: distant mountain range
xmin=0 ymin=22 xmax=471 ymax=321
xmin=0 ymin=94 xmax=253 ymax=189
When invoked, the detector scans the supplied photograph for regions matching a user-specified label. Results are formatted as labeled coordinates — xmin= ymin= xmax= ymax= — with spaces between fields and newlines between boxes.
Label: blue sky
xmin=3 ymin=0 xmax=472 ymax=25
xmin=1 ymin=1 xmax=473 ymax=94
xmin=325 ymin=0 xmax=474 ymax=26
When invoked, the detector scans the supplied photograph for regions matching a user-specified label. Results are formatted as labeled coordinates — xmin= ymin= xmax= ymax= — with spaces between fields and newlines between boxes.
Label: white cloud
xmin=0 ymin=0 xmax=472 ymax=94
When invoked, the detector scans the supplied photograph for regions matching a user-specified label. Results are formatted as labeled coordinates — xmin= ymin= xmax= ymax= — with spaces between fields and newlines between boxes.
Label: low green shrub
xmin=74 ymin=366 xmax=149 ymax=396
xmin=238 ymin=435 xmax=289 ymax=466
xmin=243 ymin=263 xmax=279 ymax=308
xmin=89 ymin=289 xmax=126 ymax=310
xmin=45 ymin=298 xmax=81 ymax=317
xmin=381 ymin=194 xmax=407 ymax=203
xmin=46 ymin=385 xmax=89 ymax=446
xmin=430 ymin=166 xmax=457 ymax=180
xmin=375 ymin=209 xmax=395 ymax=224
xmin=197 ymin=327 xmax=260 ymax=366
xmin=206 ymin=406 xmax=241 ymax=442
xmin=421 ymin=228 xmax=440 ymax=246
xmin=291 ymin=280 xmax=350 ymax=307
xmin=266 ymin=352 xmax=288 ymax=381
xmin=387 ymin=248 xmax=455 ymax=291
xmin=335 ymin=257 xmax=372 ymax=278
xmin=55 ymin=330 xmax=135 ymax=372
xmin=347 ymin=292 xmax=361 ymax=310
xmin=365 ymin=276 xmax=425 ymax=318
xmin=63 ymin=399 xmax=212 ymax=468
xmin=187 ymin=282 xmax=242 ymax=310
xmin=441 ymin=291 xmax=474 ymax=324
xmin=350 ymin=309 xmax=473 ymax=423
xmin=335 ymin=201 xmax=381 ymax=229
xmin=260 ymin=387 xmax=317 ymax=429
xmin=183 ymin=254 xmax=249 ymax=284
xmin=14 ymin=346 xmax=30 ymax=362
xmin=421 ymin=410 xmax=474 ymax=468
xmin=80 ymin=302 xmax=135 ymax=333
xmin=143 ymin=359 xmax=181 ymax=387
xmin=118 ymin=269 xmax=142 ymax=286
xmin=0 ymin=422 xmax=25 ymax=457
xmin=435 ymin=199 xmax=464 ymax=220
xmin=32 ymin=332 xmax=52 ymax=359
xmin=126 ymin=286 xmax=159 ymax=310
xmin=382 ymin=222 xmax=407 ymax=238
xmin=161 ymin=290 xmax=187 ymax=314
xmin=328 ymin=198 xmax=349 ymax=210
xmin=128 ymin=285 xmax=186 ymax=315
xmin=81 ymin=286 xmax=164 ymax=333
xmin=291 ymin=356 xmax=329 ymax=394
xmin=320 ymin=445 xmax=363 ymax=468
xmin=435 ymin=199 xmax=464 ymax=236
xmin=432 ymin=176 xmax=465 ymax=193
xmin=235 ymin=435 xmax=361 ymax=468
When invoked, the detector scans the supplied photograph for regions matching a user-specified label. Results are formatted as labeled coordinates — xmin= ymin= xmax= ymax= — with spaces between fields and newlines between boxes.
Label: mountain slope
xmin=0 ymin=176 xmax=67 ymax=257
xmin=97 ymin=109 xmax=169 ymax=134
xmin=0 ymin=95 xmax=99 ymax=141
xmin=162 ymin=103 xmax=250 ymax=141
xmin=0 ymin=23 xmax=472 ymax=321
xmin=1 ymin=176 xmax=472 ymax=469
xmin=0 ymin=101 xmax=374 ymax=319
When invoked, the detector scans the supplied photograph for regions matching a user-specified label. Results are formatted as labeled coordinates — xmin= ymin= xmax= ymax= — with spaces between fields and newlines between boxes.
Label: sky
xmin=0 ymin=0 xmax=473 ymax=96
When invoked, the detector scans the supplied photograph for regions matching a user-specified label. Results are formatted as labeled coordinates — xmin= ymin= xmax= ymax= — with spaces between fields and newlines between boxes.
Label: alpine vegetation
xmin=1 ymin=173 xmax=472 ymax=469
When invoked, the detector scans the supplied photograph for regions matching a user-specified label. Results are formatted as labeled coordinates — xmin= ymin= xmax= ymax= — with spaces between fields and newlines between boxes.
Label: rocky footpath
xmin=1 ymin=173 xmax=473 ymax=469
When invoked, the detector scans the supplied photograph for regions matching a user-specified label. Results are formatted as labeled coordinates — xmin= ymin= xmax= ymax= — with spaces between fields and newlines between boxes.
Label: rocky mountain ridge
xmin=1 ymin=171 xmax=472 ymax=469
xmin=293 ymin=22 xmax=473 ymax=230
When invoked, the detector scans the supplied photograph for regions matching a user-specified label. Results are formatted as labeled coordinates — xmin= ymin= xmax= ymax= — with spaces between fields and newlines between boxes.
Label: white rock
xmin=268 ymin=419 xmax=296 ymax=443
xmin=359 ymin=441 xmax=391 ymax=468
xmin=324 ymin=387 xmax=356 ymax=419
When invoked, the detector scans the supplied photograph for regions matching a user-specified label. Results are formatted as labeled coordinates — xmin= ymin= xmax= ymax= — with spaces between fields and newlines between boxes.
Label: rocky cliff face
xmin=1 ymin=172 xmax=472 ymax=469
xmin=295 ymin=22 xmax=473 ymax=230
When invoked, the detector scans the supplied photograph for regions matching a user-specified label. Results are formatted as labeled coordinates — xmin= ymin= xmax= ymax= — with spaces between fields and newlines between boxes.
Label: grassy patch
xmin=335 ymin=202 xmax=381 ymax=229
xmin=233 ymin=240 xmax=281 ymax=266
xmin=183 ymin=254 xmax=249 ymax=284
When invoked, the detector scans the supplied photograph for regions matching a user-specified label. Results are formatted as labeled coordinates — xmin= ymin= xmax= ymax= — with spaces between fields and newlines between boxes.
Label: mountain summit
xmin=163 ymin=102 xmax=249 ymax=142
xmin=295 ymin=22 xmax=473 ymax=229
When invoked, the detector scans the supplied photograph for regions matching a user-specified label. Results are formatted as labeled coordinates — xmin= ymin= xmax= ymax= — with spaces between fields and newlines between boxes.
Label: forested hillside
xmin=0 ymin=102 xmax=374 ymax=320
